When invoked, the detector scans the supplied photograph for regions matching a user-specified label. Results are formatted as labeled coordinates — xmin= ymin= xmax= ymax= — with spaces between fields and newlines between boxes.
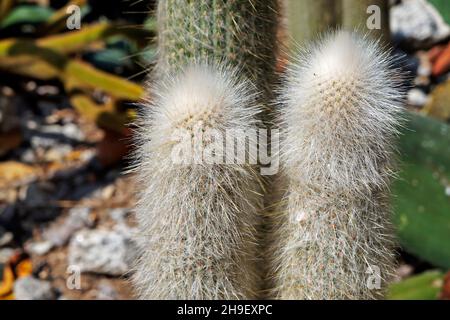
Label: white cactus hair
xmin=130 ymin=62 xmax=264 ymax=299
xmin=270 ymin=30 xmax=404 ymax=299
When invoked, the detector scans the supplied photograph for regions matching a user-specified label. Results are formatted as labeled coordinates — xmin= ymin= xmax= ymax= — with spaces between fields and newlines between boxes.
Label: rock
xmin=26 ymin=240 xmax=54 ymax=256
xmin=23 ymin=182 xmax=60 ymax=222
xmin=13 ymin=276 xmax=56 ymax=300
xmin=417 ymin=52 xmax=432 ymax=77
xmin=394 ymin=264 xmax=414 ymax=281
xmin=20 ymin=148 xmax=37 ymax=163
xmin=68 ymin=229 xmax=137 ymax=276
xmin=390 ymin=0 xmax=450 ymax=50
xmin=61 ymin=123 xmax=85 ymax=141
xmin=407 ymin=88 xmax=429 ymax=107
xmin=44 ymin=144 xmax=73 ymax=162
xmin=29 ymin=123 xmax=85 ymax=150
xmin=0 ymin=224 xmax=13 ymax=247
xmin=44 ymin=207 xmax=93 ymax=247
xmin=30 ymin=135 xmax=55 ymax=149
xmin=0 ymin=228 xmax=13 ymax=247
xmin=96 ymin=281 xmax=119 ymax=300
xmin=0 ymin=247 xmax=15 ymax=264
xmin=109 ymin=208 xmax=129 ymax=224
xmin=40 ymin=123 xmax=84 ymax=142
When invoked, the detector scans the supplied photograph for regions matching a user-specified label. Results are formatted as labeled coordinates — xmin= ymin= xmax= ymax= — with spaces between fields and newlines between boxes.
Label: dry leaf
xmin=0 ymin=161 xmax=39 ymax=189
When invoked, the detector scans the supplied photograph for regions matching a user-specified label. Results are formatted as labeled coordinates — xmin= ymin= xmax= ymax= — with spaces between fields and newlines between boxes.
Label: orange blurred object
xmin=0 ymin=252 xmax=33 ymax=300
xmin=432 ymin=42 xmax=450 ymax=77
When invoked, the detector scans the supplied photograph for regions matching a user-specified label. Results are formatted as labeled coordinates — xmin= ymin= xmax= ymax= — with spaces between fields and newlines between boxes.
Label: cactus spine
xmin=132 ymin=64 xmax=264 ymax=299
xmin=156 ymin=0 xmax=279 ymax=103
xmin=131 ymin=0 xmax=279 ymax=299
xmin=271 ymin=31 xmax=403 ymax=299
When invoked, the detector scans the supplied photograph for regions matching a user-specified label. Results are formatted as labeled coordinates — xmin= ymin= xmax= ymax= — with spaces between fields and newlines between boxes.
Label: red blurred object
xmin=440 ymin=271 xmax=450 ymax=300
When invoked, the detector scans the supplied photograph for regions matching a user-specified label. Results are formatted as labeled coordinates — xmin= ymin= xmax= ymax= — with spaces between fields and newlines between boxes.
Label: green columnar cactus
xmin=285 ymin=0 xmax=341 ymax=47
xmin=271 ymin=31 xmax=403 ymax=299
xmin=156 ymin=0 xmax=279 ymax=103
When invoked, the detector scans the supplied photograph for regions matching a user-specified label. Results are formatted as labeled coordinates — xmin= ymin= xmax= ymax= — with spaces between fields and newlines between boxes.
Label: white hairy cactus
xmin=131 ymin=64 xmax=264 ymax=299
xmin=270 ymin=31 xmax=403 ymax=299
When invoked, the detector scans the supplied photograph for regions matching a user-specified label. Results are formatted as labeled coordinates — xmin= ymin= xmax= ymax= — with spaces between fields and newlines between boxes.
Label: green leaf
xmin=84 ymin=48 xmax=132 ymax=74
xmin=393 ymin=112 xmax=450 ymax=268
xmin=388 ymin=271 xmax=444 ymax=300
xmin=428 ymin=0 xmax=450 ymax=25
xmin=1 ymin=5 xmax=54 ymax=28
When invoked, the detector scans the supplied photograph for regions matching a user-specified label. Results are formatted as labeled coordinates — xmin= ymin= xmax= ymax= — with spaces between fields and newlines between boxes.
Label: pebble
xmin=390 ymin=0 xmax=450 ymax=50
xmin=0 ymin=247 xmax=15 ymax=264
xmin=407 ymin=88 xmax=429 ymax=107
xmin=20 ymin=148 xmax=37 ymax=163
xmin=96 ymin=281 xmax=119 ymax=300
xmin=13 ymin=276 xmax=56 ymax=300
xmin=26 ymin=240 xmax=54 ymax=256
xmin=0 ymin=230 xmax=13 ymax=247
xmin=395 ymin=264 xmax=414 ymax=281
xmin=68 ymin=229 xmax=137 ymax=276
xmin=30 ymin=135 xmax=55 ymax=149
xmin=109 ymin=208 xmax=129 ymax=224
xmin=44 ymin=207 xmax=93 ymax=247
xmin=44 ymin=144 xmax=73 ymax=162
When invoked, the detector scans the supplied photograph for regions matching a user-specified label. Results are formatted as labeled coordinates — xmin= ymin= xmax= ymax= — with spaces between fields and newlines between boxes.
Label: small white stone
xmin=14 ymin=277 xmax=55 ymax=300
xmin=407 ymin=89 xmax=429 ymax=107
xmin=26 ymin=241 xmax=54 ymax=256
xmin=68 ymin=229 xmax=137 ymax=276
xmin=390 ymin=0 xmax=450 ymax=49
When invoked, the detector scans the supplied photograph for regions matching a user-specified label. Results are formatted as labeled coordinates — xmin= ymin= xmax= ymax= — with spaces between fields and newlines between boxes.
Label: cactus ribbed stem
xmin=156 ymin=0 xmax=279 ymax=103
xmin=285 ymin=0 xmax=341 ymax=47
xmin=271 ymin=31 xmax=403 ymax=299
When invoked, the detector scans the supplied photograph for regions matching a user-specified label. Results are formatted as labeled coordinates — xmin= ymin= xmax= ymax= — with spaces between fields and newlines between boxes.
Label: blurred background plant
xmin=0 ymin=0 xmax=449 ymax=300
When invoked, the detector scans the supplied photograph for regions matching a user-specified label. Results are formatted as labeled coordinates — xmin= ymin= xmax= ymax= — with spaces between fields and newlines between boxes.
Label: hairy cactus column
xmin=271 ymin=31 xmax=403 ymax=299
xmin=156 ymin=0 xmax=279 ymax=105
xmin=132 ymin=65 xmax=264 ymax=299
